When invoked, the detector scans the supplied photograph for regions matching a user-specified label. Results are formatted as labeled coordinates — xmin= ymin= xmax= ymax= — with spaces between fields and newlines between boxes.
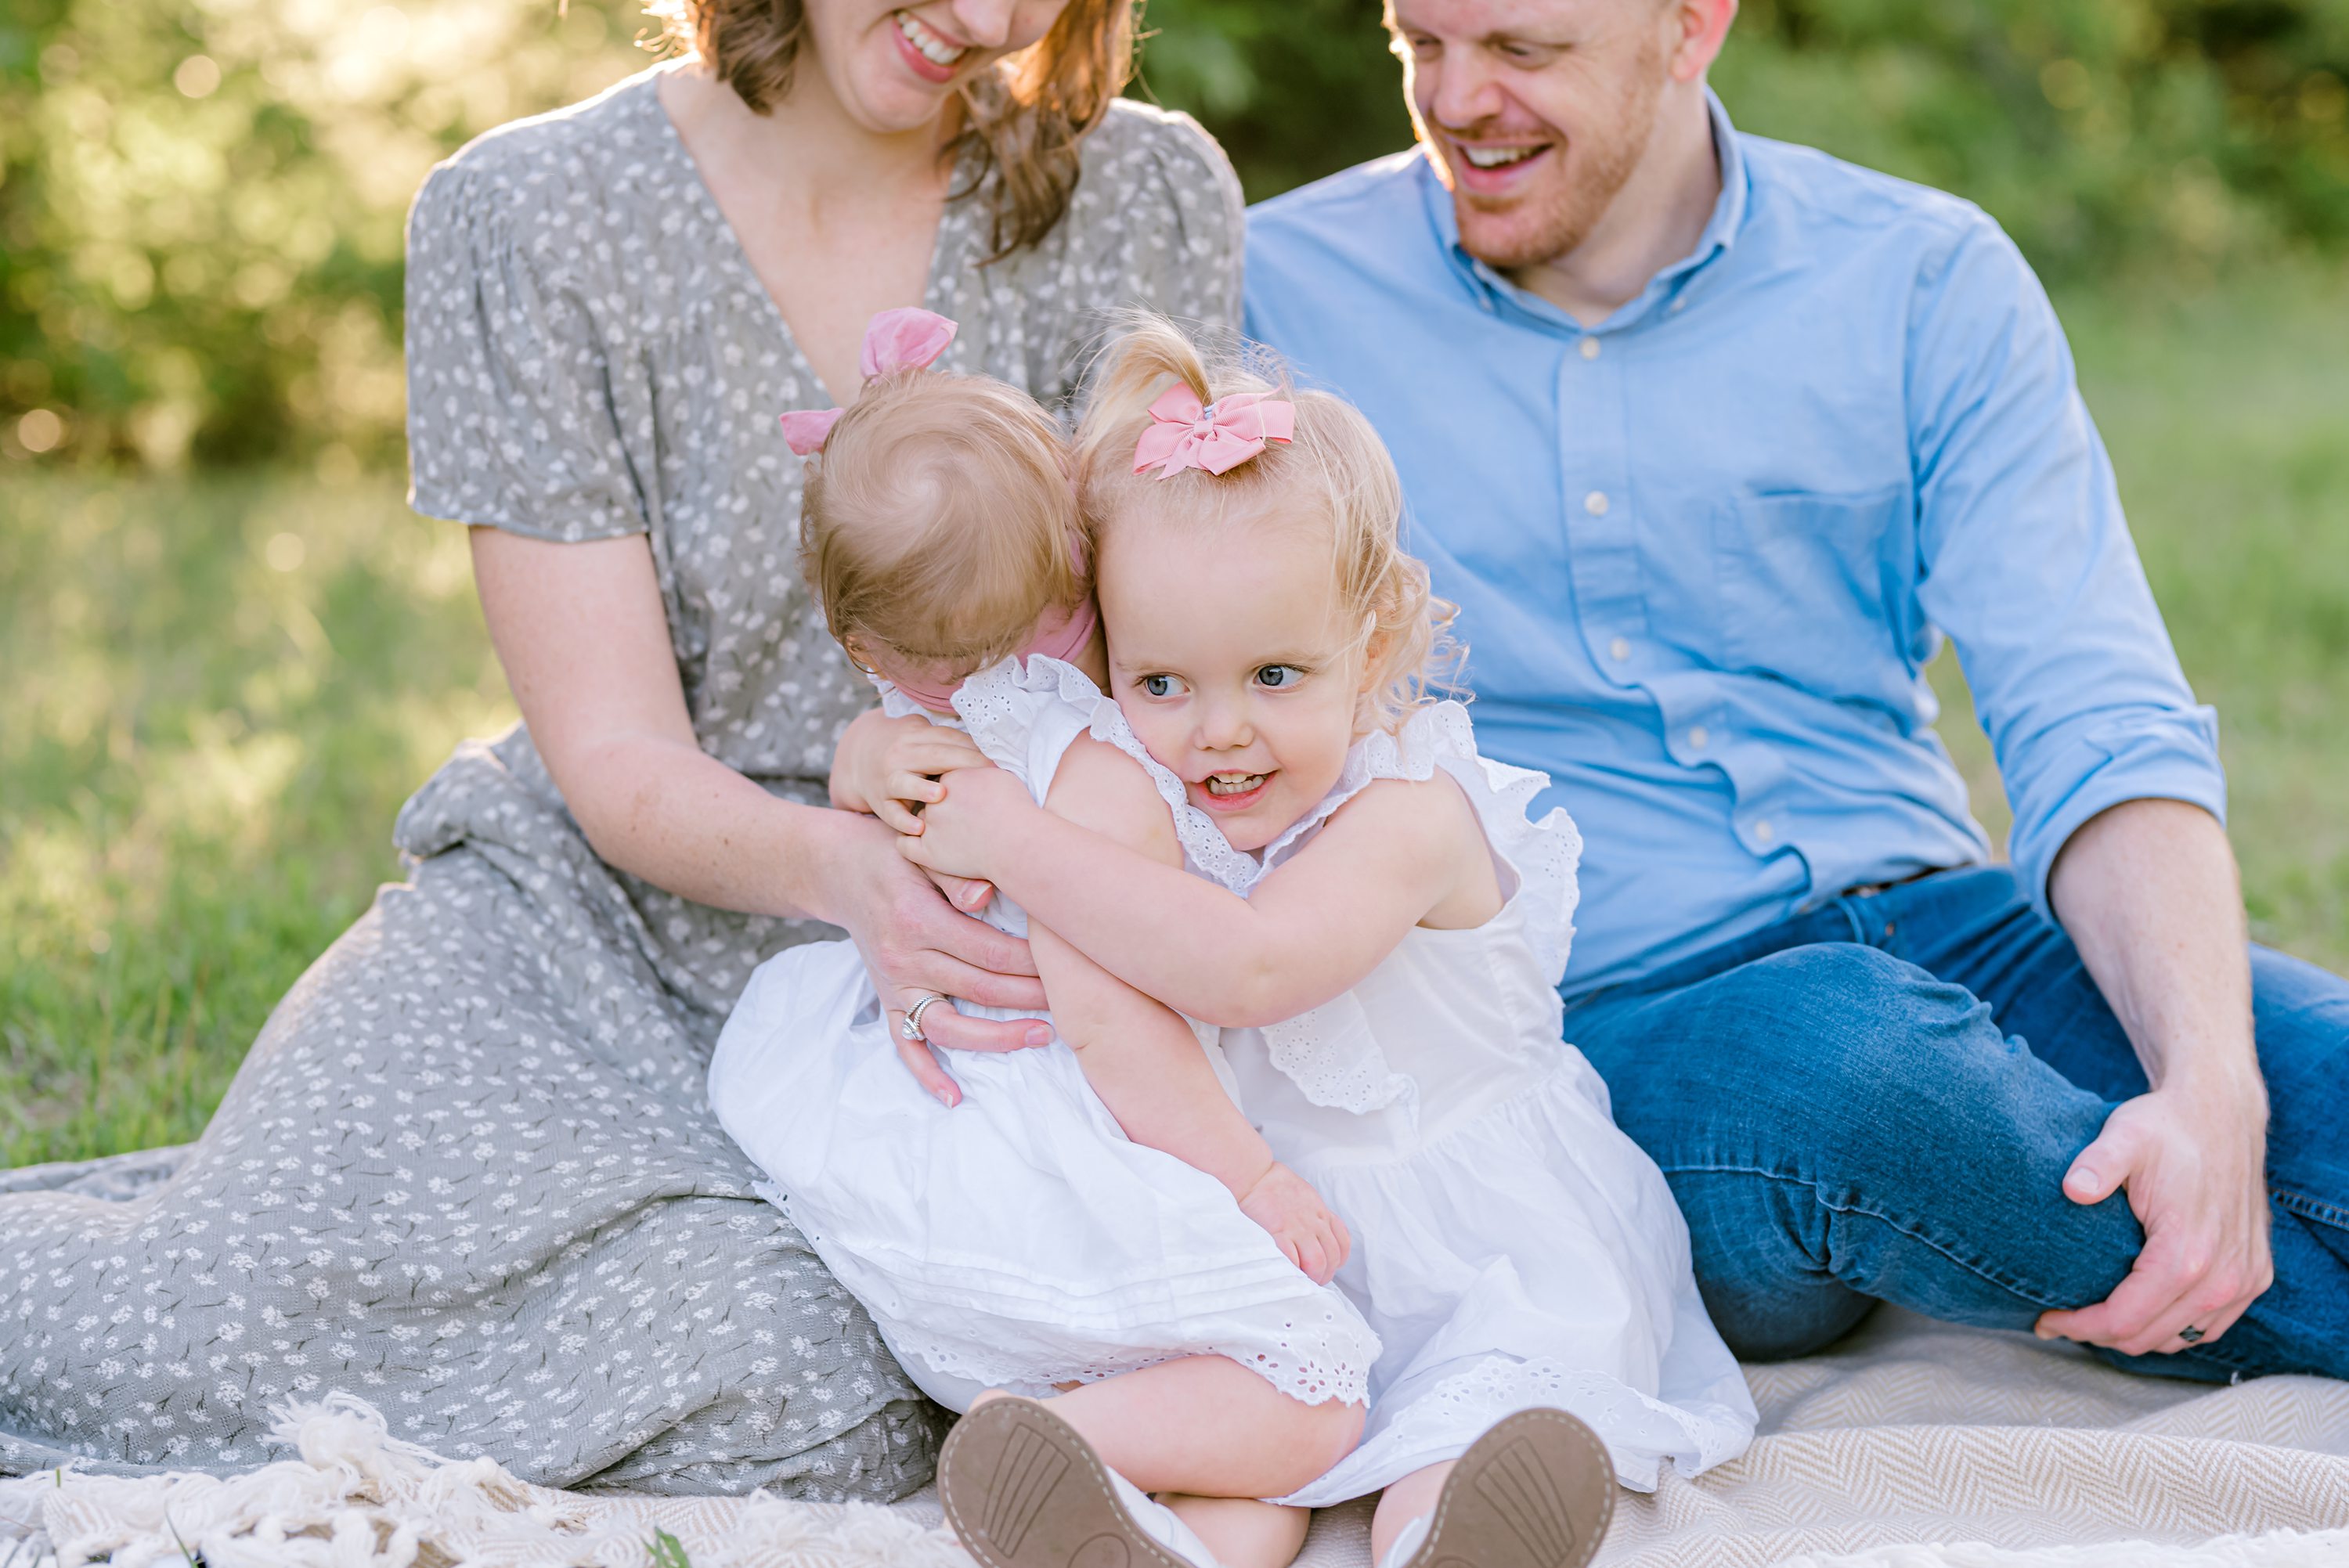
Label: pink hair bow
xmin=778 ymin=306 xmax=959 ymax=456
xmin=1132 ymin=385 xmax=1295 ymax=478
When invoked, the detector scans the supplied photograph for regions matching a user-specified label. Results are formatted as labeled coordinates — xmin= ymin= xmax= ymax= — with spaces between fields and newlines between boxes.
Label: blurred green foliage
xmin=2 ymin=0 xmax=2345 ymax=469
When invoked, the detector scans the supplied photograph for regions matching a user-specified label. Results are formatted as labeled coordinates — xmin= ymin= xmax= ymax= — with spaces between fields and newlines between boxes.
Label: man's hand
xmin=1236 ymin=1162 xmax=1352 ymax=1285
xmin=2036 ymin=1078 xmax=2271 ymax=1355
xmin=2040 ymin=798 xmax=2273 ymax=1357
xmin=896 ymin=762 xmax=1037 ymax=883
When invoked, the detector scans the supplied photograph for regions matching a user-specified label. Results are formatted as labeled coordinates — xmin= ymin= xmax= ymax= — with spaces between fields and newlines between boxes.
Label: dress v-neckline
xmin=640 ymin=63 xmax=969 ymax=407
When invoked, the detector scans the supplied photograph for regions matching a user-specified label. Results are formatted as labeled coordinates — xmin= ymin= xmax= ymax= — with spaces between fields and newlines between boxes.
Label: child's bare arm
xmin=905 ymin=766 xmax=1492 ymax=1027
xmin=829 ymin=706 xmax=990 ymax=831
xmin=1034 ymin=739 xmax=1350 ymax=1281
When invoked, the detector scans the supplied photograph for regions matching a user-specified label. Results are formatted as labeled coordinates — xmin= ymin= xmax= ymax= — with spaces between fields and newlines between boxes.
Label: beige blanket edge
xmin=7 ymin=1308 xmax=2347 ymax=1568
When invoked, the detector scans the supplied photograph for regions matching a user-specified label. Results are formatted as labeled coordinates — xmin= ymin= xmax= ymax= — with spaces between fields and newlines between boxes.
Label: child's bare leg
xmin=1037 ymin=1354 xmax=1363 ymax=1499
xmin=1369 ymin=1462 xmax=1452 ymax=1566
xmin=1160 ymin=1498 xmax=1311 ymax=1568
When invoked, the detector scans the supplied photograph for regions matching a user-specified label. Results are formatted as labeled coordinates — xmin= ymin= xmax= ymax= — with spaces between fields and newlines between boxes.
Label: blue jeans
xmin=1563 ymin=867 xmax=2349 ymax=1382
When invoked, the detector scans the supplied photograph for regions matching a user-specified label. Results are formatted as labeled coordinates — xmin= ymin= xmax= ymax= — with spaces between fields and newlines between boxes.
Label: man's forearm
xmin=2048 ymin=798 xmax=2262 ymax=1102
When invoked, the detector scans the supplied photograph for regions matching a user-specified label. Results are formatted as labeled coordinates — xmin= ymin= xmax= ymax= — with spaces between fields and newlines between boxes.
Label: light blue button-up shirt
xmin=1244 ymin=95 xmax=2225 ymax=994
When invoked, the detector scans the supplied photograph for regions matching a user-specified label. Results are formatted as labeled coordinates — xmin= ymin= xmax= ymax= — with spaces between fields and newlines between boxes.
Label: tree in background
xmin=2 ymin=0 xmax=2344 ymax=468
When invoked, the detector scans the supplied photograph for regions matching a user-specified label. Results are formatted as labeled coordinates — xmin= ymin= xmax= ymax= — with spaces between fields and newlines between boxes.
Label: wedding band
xmin=900 ymin=993 xmax=946 ymax=1042
xmin=2179 ymin=1324 xmax=2206 ymax=1344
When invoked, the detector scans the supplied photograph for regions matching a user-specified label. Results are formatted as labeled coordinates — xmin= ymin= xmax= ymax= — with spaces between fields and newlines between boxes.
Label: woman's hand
xmin=823 ymin=811 xmax=1052 ymax=1108
xmin=896 ymin=763 xmax=1039 ymax=882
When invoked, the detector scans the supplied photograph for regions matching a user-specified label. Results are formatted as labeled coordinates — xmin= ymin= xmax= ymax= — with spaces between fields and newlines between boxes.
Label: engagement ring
xmin=2179 ymin=1325 xmax=2206 ymax=1344
xmin=900 ymin=993 xmax=946 ymax=1042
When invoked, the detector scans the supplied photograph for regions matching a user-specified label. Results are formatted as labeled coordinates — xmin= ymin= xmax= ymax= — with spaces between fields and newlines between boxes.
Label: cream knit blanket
xmin=6 ymin=1309 xmax=2347 ymax=1568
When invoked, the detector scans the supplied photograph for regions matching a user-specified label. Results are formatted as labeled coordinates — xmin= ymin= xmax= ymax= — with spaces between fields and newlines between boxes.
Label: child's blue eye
xmin=1143 ymin=675 xmax=1174 ymax=697
xmin=1256 ymin=665 xmax=1304 ymax=689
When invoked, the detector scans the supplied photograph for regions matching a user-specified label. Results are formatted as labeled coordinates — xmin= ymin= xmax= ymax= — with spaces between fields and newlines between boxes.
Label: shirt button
xmin=1753 ymin=818 xmax=1777 ymax=844
xmin=1669 ymin=298 xmax=1687 ymax=314
xmin=1608 ymin=636 xmax=1632 ymax=662
xmin=1584 ymin=490 xmax=1610 ymax=516
xmin=1579 ymin=337 xmax=1601 ymax=360
xmin=1687 ymin=726 xmax=1710 ymax=750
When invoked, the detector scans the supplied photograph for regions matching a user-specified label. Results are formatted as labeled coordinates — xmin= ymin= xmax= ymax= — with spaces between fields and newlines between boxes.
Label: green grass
xmin=0 ymin=476 xmax=513 ymax=1165
xmin=3 ymin=268 xmax=2346 ymax=1168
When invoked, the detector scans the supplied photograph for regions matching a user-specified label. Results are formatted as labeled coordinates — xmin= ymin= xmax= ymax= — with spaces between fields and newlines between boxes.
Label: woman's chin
xmin=833 ymin=52 xmax=965 ymax=135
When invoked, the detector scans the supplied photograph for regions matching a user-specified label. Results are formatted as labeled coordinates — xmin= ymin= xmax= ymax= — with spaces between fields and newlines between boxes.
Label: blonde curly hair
xmin=1072 ymin=316 xmax=1459 ymax=734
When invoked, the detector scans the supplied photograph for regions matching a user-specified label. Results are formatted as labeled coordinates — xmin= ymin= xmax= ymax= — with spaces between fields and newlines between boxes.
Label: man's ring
xmin=900 ymin=994 xmax=946 ymax=1042
xmin=2179 ymin=1325 xmax=2206 ymax=1344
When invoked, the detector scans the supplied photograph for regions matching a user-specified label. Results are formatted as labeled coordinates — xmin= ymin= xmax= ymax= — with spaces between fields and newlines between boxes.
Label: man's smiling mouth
xmin=1457 ymin=143 xmax=1546 ymax=169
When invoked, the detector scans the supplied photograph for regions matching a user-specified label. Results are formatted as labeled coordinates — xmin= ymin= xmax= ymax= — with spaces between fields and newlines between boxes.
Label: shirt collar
xmin=1424 ymin=87 xmax=1750 ymax=335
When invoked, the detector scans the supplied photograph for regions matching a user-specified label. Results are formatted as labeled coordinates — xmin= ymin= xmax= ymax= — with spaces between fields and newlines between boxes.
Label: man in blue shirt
xmin=1246 ymin=0 xmax=2347 ymax=1379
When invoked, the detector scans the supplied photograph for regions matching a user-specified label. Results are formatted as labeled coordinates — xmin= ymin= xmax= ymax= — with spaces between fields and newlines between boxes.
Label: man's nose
xmin=1421 ymin=50 xmax=1509 ymax=133
xmin=945 ymin=0 xmax=1017 ymax=49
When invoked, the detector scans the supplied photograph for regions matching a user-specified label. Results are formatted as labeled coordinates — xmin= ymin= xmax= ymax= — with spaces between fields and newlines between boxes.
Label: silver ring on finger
xmin=2178 ymin=1324 xmax=2206 ymax=1344
xmin=900 ymin=993 xmax=947 ymax=1042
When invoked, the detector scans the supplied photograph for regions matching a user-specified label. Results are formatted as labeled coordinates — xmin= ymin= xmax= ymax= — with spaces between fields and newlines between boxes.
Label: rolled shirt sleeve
xmin=1906 ymin=212 xmax=2226 ymax=921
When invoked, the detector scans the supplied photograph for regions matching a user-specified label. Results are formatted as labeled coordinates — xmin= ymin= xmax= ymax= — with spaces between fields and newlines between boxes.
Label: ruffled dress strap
xmin=1073 ymin=687 xmax=1271 ymax=895
xmin=1251 ymin=704 xmax=1583 ymax=1115
xmin=1267 ymin=701 xmax=1582 ymax=986
xmin=947 ymin=655 xmax=1110 ymax=802
xmin=873 ymin=678 xmax=936 ymax=723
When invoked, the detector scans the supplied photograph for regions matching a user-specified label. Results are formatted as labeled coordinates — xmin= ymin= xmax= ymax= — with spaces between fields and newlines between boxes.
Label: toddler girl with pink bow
xmin=710 ymin=310 xmax=1754 ymax=1568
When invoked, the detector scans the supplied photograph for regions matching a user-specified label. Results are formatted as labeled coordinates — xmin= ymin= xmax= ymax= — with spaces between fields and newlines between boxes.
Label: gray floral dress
xmin=0 ymin=67 xmax=1241 ymax=1495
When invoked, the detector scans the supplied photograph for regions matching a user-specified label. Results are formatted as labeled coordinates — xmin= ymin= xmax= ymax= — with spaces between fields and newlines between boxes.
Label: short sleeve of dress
xmin=402 ymin=157 xmax=649 ymax=542
xmin=1045 ymin=103 xmax=1245 ymax=392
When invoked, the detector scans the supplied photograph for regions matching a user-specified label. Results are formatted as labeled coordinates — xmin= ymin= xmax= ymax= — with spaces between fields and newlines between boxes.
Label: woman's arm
xmin=900 ymin=762 xmax=1487 ymax=1027
xmin=469 ymin=527 xmax=1048 ymax=1094
xmin=1027 ymin=739 xmax=1348 ymax=1281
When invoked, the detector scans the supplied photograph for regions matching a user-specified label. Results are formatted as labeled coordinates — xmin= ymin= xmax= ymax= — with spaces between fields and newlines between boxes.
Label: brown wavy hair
xmin=650 ymin=0 xmax=1136 ymax=259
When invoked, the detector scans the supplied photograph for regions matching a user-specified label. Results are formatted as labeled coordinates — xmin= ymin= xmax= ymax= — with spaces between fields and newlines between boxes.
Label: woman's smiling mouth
xmin=893 ymin=9 xmax=968 ymax=82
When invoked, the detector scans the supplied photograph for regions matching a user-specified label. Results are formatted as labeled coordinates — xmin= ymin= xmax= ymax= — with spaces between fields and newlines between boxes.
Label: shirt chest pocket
xmin=1691 ymin=483 xmax=1918 ymax=700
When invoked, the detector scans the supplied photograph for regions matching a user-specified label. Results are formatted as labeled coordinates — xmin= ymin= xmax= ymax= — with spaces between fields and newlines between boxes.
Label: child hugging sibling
xmin=709 ymin=308 xmax=1756 ymax=1568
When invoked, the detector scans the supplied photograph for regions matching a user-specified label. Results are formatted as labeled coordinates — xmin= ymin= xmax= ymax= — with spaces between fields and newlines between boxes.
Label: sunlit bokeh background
xmin=3 ymin=0 xmax=2346 ymax=1164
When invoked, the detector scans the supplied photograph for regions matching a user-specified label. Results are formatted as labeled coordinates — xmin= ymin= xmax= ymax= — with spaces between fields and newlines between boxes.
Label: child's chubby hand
xmin=1237 ymin=1162 xmax=1352 ymax=1285
xmin=835 ymin=713 xmax=990 ymax=834
xmin=896 ymin=762 xmax=1035 ymax=881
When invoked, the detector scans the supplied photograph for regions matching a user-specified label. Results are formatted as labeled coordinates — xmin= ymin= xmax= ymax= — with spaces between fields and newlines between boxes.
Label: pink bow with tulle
xmin=1131 ymin=385 xmax=1295 ymax=478
xmin=777 ymin=307 xmax=959 ymax=456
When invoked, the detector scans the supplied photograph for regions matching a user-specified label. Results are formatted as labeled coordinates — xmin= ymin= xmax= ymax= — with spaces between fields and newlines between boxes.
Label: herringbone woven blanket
xmin=5 ymin=1307 xmax=2345 ymax=1566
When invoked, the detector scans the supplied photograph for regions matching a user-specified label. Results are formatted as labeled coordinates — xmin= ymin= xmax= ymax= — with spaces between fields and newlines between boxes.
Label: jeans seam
xmin=2271 ymin=1183 xmax=2349 ymax=1231
xmin=1662 ymin=1159 xmax=2091 ymax=1314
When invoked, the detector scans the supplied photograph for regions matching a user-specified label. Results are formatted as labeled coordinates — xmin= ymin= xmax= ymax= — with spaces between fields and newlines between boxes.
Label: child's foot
xmin=940 ymin=1396 xmax=1223 ymax=1568
xmin=1380 ymin=1409 xmax=1615 ymax=1568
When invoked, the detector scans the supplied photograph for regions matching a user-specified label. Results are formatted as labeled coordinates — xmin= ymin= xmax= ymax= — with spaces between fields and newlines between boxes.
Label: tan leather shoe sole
xmin=1394 ymin=1408 xmax=1615 ymax=1568
xmin=940 ymin=1397 xmax=1189 ymax=1568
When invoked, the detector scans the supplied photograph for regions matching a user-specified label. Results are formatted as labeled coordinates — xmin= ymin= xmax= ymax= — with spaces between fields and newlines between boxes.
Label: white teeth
xmin=894 ymin=10 xmax=965 ymax=67
xmin=1461 ymin=145 xmax=1539 ymax=169
xmin=1204 ymin=773 xmax=1266 ymax=798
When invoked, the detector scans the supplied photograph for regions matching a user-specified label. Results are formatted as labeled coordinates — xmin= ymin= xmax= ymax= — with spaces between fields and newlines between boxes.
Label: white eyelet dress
xmin=706 ymin=658 xmax=1383 ymax=1419
xmin=1055 ymin=665 xmax=1762 ymax=1503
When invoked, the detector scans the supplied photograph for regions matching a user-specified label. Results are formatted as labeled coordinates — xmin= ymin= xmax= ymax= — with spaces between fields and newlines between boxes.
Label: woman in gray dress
xmin=0 ymin=0 xmax=1240 ymax=1497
